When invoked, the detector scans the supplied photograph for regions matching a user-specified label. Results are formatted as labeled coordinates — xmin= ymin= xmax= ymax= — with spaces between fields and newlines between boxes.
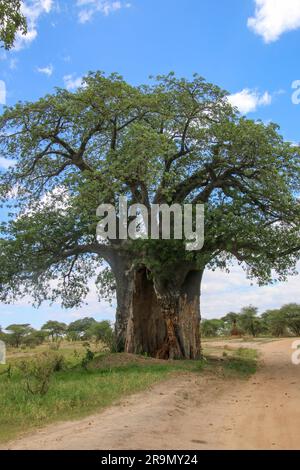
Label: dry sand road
xmin=3 ymin=338 xmax=300 ymax=450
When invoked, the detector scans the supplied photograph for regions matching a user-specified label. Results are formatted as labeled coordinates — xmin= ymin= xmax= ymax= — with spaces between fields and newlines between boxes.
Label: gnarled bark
xmin=118 ymin=267 xmax=203 ymax=359
xmin=110 ymin=254 xmax=135 ymax=352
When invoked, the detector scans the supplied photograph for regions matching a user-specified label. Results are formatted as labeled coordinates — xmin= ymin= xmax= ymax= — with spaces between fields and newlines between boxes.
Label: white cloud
xmin=63 ymin=74 xmax=84 ymax=90
xmin=37 ymin=64 xmax=54 ymax=76
xmin=248 ymin=0 xmax=300 ymax=43
xmin=9 ymin=58 xmax=18 ymax=70
xmin=14 ymin=0 xmax=54 ymax=50
xmin=3 ymin=261 xmax=298 ymax=327
xmin=201 ymin=262 xmax=300 ymax=319
xmin=0 ymin=157 xmax=15 ymax=169
xmin=0 ymin=80 xmax=6 ymax=105
xmin=22 ymin=186 xmax=70 ymax=218
xmin=228 ymin=88 xmax=272 ymax=114
xmin=76 ymin=0 xmax=131 ymax=23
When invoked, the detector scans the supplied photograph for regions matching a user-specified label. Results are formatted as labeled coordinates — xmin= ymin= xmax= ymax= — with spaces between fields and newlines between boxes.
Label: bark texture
xmin=116 ymin=267 xmax=203 ymax=359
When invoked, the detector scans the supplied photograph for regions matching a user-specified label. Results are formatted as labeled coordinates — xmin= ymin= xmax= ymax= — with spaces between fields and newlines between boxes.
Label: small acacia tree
xmin=281 ymin=303 xmax=300 ymax=336
xmin=201 ymin=319 xmax=224 ymax=337
xmin=221 ymin=312 xmax=240 ymax=335
xmin=67 ymin=317 xmax=97 ymax=340
xmin=41 ymin=320 xmax=67 ymax=341
xmin=5 ymin=323 xmax=33 ymax=348
xmin=238 ymin=306 xmax=264 ymax=337
xmin=261 ymin=309 xmax=287 ymax=337
xmin=0 ymin=72 xmax=299 ymax=359
xmin=87 ymin=321 xmax=114 ymax=349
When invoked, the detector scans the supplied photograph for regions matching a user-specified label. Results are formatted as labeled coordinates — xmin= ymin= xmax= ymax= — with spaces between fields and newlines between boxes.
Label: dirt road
xmin=3 ymin=338 xmax=300 ymax=450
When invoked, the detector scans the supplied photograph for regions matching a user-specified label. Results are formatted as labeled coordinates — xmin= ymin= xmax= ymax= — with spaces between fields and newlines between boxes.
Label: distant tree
xmin=221 ymin=312 xmax=240 ymax=335
xmin=87 ymin=320 xmax=114 ymax=345
xmin=280 ymin=304 xmax=300 ymax=337
xmin=0 ymin=0 xmax=27 ymax=50
xmin=41 ymin=321 xmax=67 ymax=341
xmin=66 ymin=330 xmax=80 ymax=342
xmin=201 ymin=319 xmax=224 ymax=337
xmin=238 ymin=306 xmax=263 ymax=337
xmin=5 ymin=323 xmax=33 ymax=347
xmin=24 ymin=330 xmax=48 ymax=347
xmin=67 ymin=317 xmax=97 ymax=340
xmin=261 ymin=309 xmax=287 ymax=337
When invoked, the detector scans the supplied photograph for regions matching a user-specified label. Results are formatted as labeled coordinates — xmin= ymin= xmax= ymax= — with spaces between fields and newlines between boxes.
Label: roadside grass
xmin=202 ymin=336 xmax=278 ymax=344
xmin=5 ymin=341 xmax=90 ymax=363
xmin=0 ymin=346 xmax=258 ymax=444
xmin=202 ymin=343 xmax=259 ymax=378
xmin=222 ymin=348 xmax=259 ymax=378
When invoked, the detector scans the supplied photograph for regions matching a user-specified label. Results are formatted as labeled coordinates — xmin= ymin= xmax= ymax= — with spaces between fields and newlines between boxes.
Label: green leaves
xmin=0 ymin=71 xmax=299 ymax=306
xmin=0 ymin=0 xmax=27 ymax=50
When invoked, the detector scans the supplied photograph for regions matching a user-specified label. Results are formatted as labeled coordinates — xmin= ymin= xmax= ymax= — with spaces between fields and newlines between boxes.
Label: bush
xmin=81 ymin=348 xmax=95 ymax=370
xmin=0 ymin=364 xmax=12 ymax=379
xmin=49 ymin=341 xmax=61 ymax=351
xmin=86 ymin=321 xmax=115 ymax=351
xmin=18 ymin=351 xmax=65 ymax=396
xmin=24 ymin=331 xmax=47 ymax=348
xmin=201 ymin=319 xmax=224 ymax=337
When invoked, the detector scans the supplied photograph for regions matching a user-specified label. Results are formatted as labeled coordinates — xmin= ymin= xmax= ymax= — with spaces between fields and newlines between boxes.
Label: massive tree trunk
xmin=110 ymin=254 xmax=135 ymax=352
xmin=114 ymin=264 xmax=203 ymax=360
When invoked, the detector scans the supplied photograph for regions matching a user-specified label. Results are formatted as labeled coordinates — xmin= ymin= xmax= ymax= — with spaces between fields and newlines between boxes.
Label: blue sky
xmin=0 ymin=0 xmax=300 ymax=328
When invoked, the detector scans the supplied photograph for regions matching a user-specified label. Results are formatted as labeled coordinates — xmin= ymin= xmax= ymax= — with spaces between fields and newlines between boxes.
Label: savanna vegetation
xmin=0 ymin=318 xmax=114 ymax=349
xmin=0 ymin=324 xmax=259 ymax=444
xmin=201 ymin=303 xmax=300 ymax=338
xmin=1 ymin=301 xmax=299 ymax=353
xmin=0 ymin=299 xmax=293 ymax=443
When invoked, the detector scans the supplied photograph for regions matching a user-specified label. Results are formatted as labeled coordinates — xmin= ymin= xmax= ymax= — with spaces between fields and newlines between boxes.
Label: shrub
xmin=18 ymin=351 xmax=64 ymax=396
xmin=49 ymin=341 xmax=61 ymax=351
xmin=201 ymin=319 xmax=224 ymax=337
xmin=81 ymin=348 xmax=95 ymax=370
xmin=86 ymin=321 xmax=115 ymax=351
xmin=0 ymin=364 xmax=12 ymax=379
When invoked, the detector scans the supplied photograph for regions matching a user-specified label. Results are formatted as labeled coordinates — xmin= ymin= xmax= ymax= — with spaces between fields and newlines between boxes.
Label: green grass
xmin=222 ymin=347 xmax=259 ymax=378
xmin=0 ymin=346 xmax=258 ymax=444
xmin=0 ymin=353 xmax=203 ymax=443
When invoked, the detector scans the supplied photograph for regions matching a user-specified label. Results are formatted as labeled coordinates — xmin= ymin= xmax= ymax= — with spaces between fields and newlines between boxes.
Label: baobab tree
xmin=0 ymin=72 xmax=299 ymax=359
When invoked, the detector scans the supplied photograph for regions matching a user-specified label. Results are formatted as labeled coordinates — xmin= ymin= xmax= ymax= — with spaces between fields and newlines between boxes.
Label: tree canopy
xmin=41 ymin=320 xmax=67 ymax=341
xmin=280 ymin=303 xmax=300 ymax=336
xmin=5 ymin=323 xmax=33 ymax=347
xmin=67 ymin=317 xmax=97 ymax=339
xmin=0 ymin=318 xmax=114 ymax=349
xmin=0 ymin=72 xmax=299 ymax=328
